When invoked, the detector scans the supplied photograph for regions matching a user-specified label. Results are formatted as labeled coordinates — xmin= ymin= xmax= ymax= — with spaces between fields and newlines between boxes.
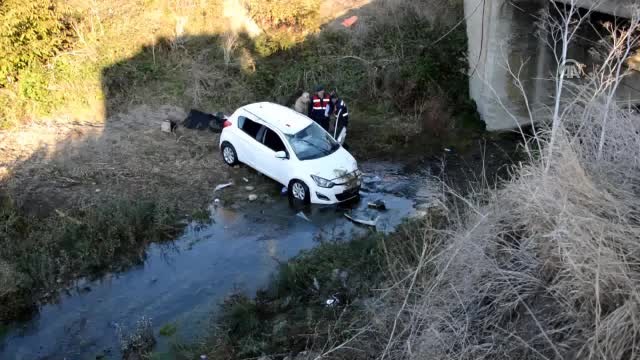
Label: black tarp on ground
xmin=182 ymin=109 xmax=226 ymax=131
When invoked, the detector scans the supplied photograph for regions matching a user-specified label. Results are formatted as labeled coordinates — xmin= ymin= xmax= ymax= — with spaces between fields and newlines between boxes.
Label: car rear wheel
xmin=221 ymin=142 xmax=238 ymax=166
xmin=289 ymin=180 xmax=310 ymax=205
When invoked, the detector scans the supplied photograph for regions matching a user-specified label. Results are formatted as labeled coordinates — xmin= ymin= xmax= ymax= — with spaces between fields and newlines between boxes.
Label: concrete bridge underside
xmin=465 ymin=0 xmax=640 ymax=130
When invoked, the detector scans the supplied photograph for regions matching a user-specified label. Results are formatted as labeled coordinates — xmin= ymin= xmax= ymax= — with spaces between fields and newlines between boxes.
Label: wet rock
xmin=248 ymin=194 xmax=258 ymax=201
xmin=382 ymin=180 xmax=408 ymax=194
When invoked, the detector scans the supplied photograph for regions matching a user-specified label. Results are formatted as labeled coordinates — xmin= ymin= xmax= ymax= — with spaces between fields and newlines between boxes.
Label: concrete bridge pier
xmin=465 ymin=0 xmax=640 ymax=131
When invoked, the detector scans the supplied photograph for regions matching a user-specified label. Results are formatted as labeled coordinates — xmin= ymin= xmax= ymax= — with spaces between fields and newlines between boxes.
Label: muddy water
xmin=0 ymin=162 xmax=439 ymax=359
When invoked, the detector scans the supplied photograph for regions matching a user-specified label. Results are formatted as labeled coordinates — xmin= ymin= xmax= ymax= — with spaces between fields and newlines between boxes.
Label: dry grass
xmin=352 ymin=112 xmax=640 ymax=359
xmin=0 ymin=105 xmax=226 ymax=216
xmin=403 ymin=117 xmax=640 ymax=358
xmin=342 ymin=5 xmax=640 ymax=360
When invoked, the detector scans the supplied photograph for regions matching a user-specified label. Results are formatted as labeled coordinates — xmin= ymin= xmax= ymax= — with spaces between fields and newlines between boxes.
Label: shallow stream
xmin=0 ymin=162 xmax=439 ymax=359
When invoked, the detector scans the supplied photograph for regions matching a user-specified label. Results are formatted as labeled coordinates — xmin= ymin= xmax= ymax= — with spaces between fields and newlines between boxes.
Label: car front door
xmin=256 ymin=127 xmax=291 ymax=185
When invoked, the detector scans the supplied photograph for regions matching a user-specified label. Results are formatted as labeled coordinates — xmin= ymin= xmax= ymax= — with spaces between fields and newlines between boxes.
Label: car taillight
xmin=223 ymin=120 xmax=232 ymax=128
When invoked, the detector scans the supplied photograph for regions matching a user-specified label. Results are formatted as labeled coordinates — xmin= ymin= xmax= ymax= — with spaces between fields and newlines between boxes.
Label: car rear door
xmin=234 ymin=114 xmax=263 ymax=168
xmin=255 ymin=126 xmax=291 ymax=185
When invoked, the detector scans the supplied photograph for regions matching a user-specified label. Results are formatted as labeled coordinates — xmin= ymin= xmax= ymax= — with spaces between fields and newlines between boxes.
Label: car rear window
xmin=239 ymin=116 xmax=262 ymax=139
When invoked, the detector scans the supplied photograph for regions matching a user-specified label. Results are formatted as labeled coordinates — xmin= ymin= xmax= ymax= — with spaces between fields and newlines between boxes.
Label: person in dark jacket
xmin=330 ymin=93 xmax=349 ymax=144
xmin=308 ymin=85 xmax=331 ymax=131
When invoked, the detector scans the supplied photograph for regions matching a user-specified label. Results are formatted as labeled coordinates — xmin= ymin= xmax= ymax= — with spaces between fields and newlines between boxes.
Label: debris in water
xmin=344 ymin=213 xmax=378 ymax=227
xmin=296 ymin=211 xmax=311 ymax=222
xmin=248 ymin=194 xmax=258 ymax=201
xmin=245 ymin=186 xmax=255 ymax=191
xmin=444 ymin=148 xmax=452 ymax=152
xmin=242 ymin=177 xmax=249 ymax=182
xmin=368 ymin=200 xmax=387 ymax=210
xmin=214 ymin=182 xmax=233 ymax=192
xmin=325 ymin=295 xmax=340 ymax=307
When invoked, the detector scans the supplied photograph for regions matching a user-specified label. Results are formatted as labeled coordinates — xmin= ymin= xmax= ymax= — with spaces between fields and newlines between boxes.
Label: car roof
xmin=241 ymin=102 xmax=313 ymax=135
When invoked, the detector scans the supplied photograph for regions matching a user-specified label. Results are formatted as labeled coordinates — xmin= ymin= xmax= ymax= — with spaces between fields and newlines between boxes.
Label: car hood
xmin=302 ymin=146 xmax=358 ymax=181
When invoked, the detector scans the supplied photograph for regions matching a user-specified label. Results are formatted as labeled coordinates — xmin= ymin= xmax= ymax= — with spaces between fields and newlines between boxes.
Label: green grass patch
xmin=159 ymin=322 xmax=178 ymax=337
xmin=0 ymin=323 xmax=8 ymax=341
xmin=0 ymin=195 xmax=180 ymax=323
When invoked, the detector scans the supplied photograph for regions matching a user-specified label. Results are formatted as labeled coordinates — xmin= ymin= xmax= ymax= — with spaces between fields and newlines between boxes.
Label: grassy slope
xmin=2 ymin=0 xmax=481 ymax=152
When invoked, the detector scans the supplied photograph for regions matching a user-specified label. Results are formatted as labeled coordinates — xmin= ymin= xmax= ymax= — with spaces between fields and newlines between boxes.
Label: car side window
xmin=263 ymin=128 xmax=287 ymax=153
xmin=239 ymin=116 xmax=262 ymax=139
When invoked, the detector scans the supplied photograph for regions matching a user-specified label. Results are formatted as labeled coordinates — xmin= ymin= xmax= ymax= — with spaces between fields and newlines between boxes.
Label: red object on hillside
xmin=342 ymin=16 xmax=358 ymax=28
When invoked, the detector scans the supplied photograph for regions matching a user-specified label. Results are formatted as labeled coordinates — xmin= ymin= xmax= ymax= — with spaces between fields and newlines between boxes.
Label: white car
xmin=219 ymin=102 xmax=361 ymax=204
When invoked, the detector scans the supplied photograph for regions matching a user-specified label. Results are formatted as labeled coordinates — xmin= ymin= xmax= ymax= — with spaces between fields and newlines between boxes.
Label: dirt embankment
xmin=1 ymin=106 xmax=230 ymax=217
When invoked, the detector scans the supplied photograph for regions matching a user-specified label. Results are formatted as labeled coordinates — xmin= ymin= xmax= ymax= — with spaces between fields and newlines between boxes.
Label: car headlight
xmin=311 ymin=175 xmax=335 ymax=188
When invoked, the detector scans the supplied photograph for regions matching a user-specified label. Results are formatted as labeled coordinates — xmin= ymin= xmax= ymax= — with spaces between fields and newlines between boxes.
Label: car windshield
xmin=285 ymin=123 xmax=340 ymax=160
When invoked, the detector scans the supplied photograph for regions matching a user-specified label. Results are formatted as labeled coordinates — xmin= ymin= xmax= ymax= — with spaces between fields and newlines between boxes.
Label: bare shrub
xmin=417 ymin=96 xmax=454 ymax=138
xmin=221 ymin=32 xmax=238 ymax=67
xmin=365 ymin=3 xmax=640 ymax=360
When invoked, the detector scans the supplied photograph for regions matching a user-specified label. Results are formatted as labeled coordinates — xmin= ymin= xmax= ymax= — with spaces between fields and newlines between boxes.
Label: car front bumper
xmin=310 ymin=181 xmax=361 ymax=205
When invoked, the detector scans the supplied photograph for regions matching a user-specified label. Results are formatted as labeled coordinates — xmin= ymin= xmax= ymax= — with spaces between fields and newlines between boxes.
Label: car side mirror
xmin=275 ymin=151 xmax=288 ymax=159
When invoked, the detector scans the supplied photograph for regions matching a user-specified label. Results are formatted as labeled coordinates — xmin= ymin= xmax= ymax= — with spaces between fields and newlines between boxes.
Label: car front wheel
xmin=289 ymin=180 xmax=310 ymax=205
xmin=221 ymin=142 xmax=238 ymax=166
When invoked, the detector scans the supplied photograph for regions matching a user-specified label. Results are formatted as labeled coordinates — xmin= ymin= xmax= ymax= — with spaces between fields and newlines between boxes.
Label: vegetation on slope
xmin=1 ymin=0 xmax=481 ymax=152
xmin=0 ymin=0 xmax=478 ymax=325
xmin=0 ymin=196 xmax=179 ymax=322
